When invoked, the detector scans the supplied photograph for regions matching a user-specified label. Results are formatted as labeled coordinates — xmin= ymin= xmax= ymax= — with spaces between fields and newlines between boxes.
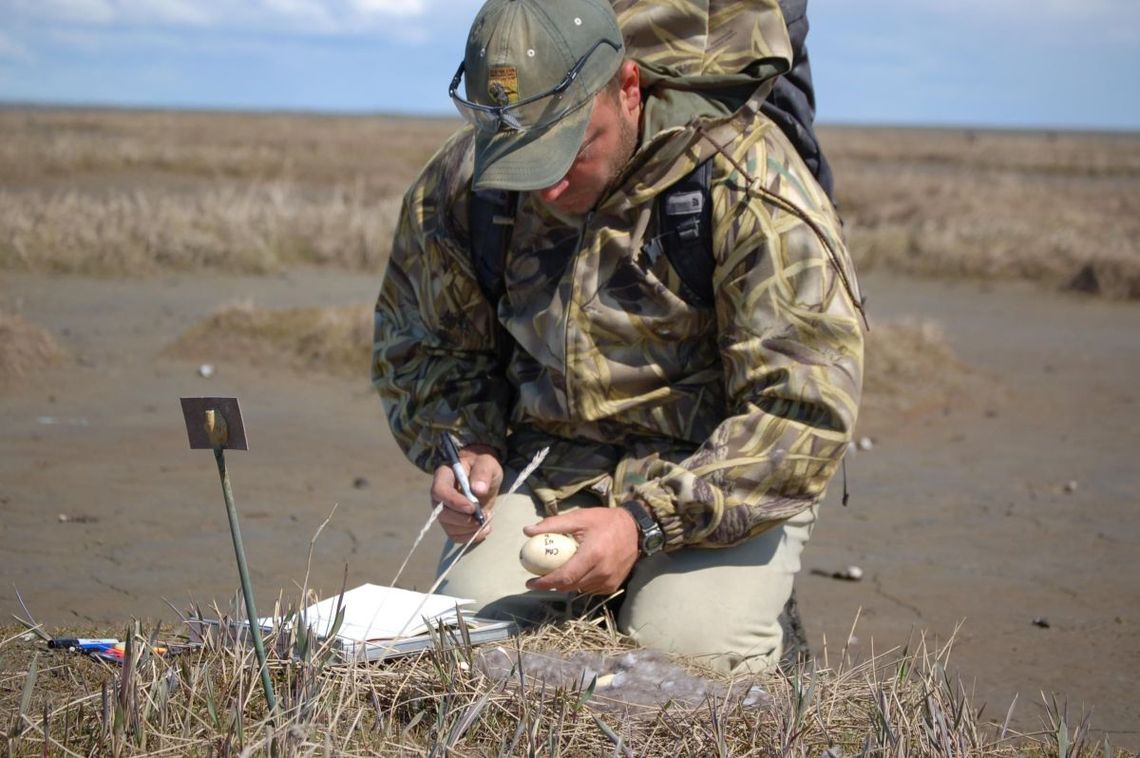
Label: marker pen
xmin=441 ymin=433 xmax=486 ymax=525
xmin=48 ymin=638 xmax=120 ymax=649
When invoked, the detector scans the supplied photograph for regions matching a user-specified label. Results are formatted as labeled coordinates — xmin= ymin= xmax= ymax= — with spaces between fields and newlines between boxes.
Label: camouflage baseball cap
xmin=452 ymin=0 xmax=624 ymax=192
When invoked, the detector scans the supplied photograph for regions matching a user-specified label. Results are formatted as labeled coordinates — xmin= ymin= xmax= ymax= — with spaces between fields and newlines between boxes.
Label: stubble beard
xmin=593 ymin=109 xmax=640 ymax=210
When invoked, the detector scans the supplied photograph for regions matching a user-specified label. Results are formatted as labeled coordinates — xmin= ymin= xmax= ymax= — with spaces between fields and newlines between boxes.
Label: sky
xmin=1 ymin=0 xmax=1138 ymax=131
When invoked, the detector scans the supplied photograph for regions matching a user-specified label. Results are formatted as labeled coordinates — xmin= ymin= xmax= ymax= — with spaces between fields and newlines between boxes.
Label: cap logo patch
xmin=487 ymin=66 xmax=519 ymax=106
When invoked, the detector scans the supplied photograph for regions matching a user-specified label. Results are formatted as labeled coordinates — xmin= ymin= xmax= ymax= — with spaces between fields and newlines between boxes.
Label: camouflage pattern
xmin=613 ymin=0 xmax=791 ymax=81
xmin=373 ymin=0 xmax=863 ymax=550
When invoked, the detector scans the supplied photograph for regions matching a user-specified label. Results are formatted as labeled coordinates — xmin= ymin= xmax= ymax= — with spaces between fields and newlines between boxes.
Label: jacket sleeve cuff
xmin=647 ymin=505 xmax=686 ymax=552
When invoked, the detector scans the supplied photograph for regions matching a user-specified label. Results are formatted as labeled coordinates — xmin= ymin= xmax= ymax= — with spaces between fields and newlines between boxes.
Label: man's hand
xmin=430 ymin=443 xmax=502 ymax=543
xmin=524 ymin=507 xmax=639 ymax=596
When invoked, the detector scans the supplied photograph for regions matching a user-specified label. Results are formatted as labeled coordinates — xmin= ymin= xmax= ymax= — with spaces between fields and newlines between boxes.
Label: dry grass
xmin=0 ymin=108 xmax=455 ymax=192
xmin=0 ymin=107 xmax=457 ymax=276
xmin=0 ymin=311 xmax=63 ymax=382
xmin=862 ymin=317 xmax=977 ymax=416
xmin=3 ymin=108 xmax=1138 ymax=297
xmin=165 ymin=301 xmax=373 ymax=379
xmin=822 ymin=126 xmax=1140 ymax=298
xmin=2 ymin=185 xmax=402 ymax=275
xmin=1 ymin=613 xmax=1119 ymax=757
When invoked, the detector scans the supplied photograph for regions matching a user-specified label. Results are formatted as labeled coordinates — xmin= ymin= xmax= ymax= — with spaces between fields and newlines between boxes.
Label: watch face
xmin=642 ymin=531 xmax=665 ymax=554
xmin=623 ymin=501 xmax=665 ymax=556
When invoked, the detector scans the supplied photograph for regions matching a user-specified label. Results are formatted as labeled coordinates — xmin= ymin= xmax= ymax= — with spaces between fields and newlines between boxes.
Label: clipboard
xmin=189 ymin=583 xmax=519 ymax=663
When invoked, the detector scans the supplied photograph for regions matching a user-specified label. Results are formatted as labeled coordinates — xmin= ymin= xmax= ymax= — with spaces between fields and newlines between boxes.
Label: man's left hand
xmin=524 ymin=507 xmax=640 ymax=596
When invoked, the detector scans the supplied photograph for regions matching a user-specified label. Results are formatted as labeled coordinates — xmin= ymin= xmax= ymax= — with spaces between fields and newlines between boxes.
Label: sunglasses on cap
xmin=449 ymin=38 xmax=621 ymax=134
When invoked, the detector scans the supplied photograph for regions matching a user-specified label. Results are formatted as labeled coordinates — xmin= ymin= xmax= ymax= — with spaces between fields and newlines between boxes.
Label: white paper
xmin=293 ymin=584 xmax=475 ymax=642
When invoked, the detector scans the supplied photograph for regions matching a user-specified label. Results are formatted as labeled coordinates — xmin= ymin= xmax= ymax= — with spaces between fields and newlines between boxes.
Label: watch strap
xmin=620 ymin=500 xmax=665 ymax=557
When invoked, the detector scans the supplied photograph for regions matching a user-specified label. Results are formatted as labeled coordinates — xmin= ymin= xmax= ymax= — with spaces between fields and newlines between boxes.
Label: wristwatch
xmin=621 ymin=500 xmax=666 ymax=557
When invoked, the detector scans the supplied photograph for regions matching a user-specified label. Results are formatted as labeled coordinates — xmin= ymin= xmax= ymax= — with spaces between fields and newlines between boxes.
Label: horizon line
xmin=3 ymin=98 xmax=1138 ymax=136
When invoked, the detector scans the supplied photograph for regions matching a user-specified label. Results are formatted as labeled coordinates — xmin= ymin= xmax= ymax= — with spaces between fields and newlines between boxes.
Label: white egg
xmin=519 ymin=532 xmax=579 ymax=576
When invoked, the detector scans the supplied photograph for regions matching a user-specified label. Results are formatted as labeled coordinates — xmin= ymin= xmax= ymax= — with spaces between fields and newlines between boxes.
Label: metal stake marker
xmin=180 ymin=397 xmax=277 ymax=716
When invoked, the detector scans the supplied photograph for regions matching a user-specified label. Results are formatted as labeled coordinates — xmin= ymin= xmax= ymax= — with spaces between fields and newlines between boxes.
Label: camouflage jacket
xmin=373 ymin=0 xmax=864 ymax=550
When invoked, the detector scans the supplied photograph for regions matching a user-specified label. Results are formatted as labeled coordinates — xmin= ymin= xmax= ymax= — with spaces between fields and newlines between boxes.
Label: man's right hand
xmin=430 ymin=443 xmax=503 ymax=543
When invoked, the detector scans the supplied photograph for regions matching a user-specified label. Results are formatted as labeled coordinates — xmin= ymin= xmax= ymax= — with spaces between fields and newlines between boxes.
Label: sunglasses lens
xmin=456 ymin=81 xmax=583 ymax=135
xmin=507 ymin=83 xmax=580 ymax=131
xmin=452 ymin=97 xmax=501 ymax=131
xmin=449 ymin=39 xmax=614 ymax=134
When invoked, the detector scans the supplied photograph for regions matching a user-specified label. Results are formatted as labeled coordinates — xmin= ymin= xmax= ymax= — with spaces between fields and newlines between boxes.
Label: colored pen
xmin=48 ymin=638 xmax=120 ymax=649
xmin=441 ymin=433 xmax=486 ymax=525
xmin=93 ymin=644 xmax=125 ymax=661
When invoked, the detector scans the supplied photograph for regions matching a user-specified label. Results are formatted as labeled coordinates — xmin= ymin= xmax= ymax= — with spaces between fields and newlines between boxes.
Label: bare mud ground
xmin=1 ymin=268 xmax=1138 ymax=748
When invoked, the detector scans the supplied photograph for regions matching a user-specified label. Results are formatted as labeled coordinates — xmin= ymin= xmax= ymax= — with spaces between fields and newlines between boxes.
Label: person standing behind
xmin=373 ymin=0 xmax=864 ymax=674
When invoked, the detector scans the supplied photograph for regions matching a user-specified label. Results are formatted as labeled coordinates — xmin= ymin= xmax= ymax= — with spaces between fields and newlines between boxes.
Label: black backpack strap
xmin=472 ymin=163 xmax=714 ymax=313
xmin=763 ymin=0 xmax=835 ymax=201
xmin=656 ymin=159 xmax=716 ymax=308
xmin=468 ymin=187 xmax=519 ymax=368
xmin=468 ymin=188 xmax=519 ymax=305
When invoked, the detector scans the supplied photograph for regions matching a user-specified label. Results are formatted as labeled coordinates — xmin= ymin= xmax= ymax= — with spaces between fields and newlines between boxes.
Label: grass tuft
xmin=861 ymin=316 xmax=978 ymax=417
xmin=0 ymin=310 xmax=64 ymax=382
xmin=0 ymin=614 xmax=1124 ymax=756
xmin=164 ymin=301 xmax=373 ymax=380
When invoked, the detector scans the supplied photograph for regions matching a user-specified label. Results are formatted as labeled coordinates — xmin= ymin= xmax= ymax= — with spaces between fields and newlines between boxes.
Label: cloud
xmin=7 ymin=0 xmax=480 ymax=31
xmin=118 ymin=0 xmax=213 ymax=26
xmin=13 ymin=0 xmax=116 ymax=24
xmin=1 ymin=0 xmax=485 ymax=59
xmin=815 ymin=0 xmax=1139 ymax=30
xmin=349 ymin=0 xmax=427 ymax=18
xmin=42 ymin=26 xmax=210 ymax=54
xmin=258 ymin=0 xmax=337 ymax=26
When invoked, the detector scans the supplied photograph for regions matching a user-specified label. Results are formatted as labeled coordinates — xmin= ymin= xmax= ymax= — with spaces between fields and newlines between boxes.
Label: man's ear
xmin=618 ymin=59 xmax=641 ymax=117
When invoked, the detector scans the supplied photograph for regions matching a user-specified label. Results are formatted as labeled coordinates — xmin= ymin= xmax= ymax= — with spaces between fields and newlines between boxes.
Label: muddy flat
xmin=1 ymin=266 xmax=1137 ymax=747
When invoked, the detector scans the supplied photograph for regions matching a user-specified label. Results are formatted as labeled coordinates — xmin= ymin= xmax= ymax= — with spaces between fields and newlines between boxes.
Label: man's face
xmin=534 ymin=62 xmax=640 ymax=216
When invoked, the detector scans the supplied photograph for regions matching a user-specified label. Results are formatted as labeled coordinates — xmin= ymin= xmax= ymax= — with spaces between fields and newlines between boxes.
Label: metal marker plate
xmin=180 ymin=397 xmax=249 ymax=450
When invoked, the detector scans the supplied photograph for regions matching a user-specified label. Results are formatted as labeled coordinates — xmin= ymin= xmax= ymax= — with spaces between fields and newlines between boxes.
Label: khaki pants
xmin=437 ymin=487 xmax=817 ymax=675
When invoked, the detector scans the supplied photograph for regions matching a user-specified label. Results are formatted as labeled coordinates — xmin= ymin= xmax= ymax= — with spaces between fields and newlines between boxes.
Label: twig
xmin=396 ymin=446 xmax=550 ymax=639
xmin=505 ymin=446 xmax=550 ymax=495
xmin=301 ymin=503 xmax=339 ymax=608
xmin=12 ymin=585 xmax=51 ymax=641
xmin=389 ymin=503 xmax=445 ymax=590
